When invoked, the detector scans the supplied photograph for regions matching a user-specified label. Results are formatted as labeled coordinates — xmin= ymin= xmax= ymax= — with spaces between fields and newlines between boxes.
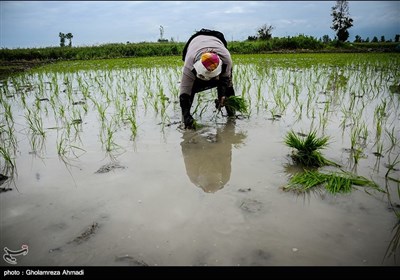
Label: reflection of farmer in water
xmin=180 ymin=120 xmax=246 ymax=193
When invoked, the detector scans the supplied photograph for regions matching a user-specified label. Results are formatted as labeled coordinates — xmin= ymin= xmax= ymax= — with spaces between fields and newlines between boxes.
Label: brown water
xmin=1 ymin=116 xmax=396 ymax=266
xmin=0 ymin=57 xmax=399 ymax=266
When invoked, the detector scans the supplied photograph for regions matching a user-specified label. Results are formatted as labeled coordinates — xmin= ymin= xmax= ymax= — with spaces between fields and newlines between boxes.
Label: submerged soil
xmin=0 ymin=60 xmax=48 ymax=81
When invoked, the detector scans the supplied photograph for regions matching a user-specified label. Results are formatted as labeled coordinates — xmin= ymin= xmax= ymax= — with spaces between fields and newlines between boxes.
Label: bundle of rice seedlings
xmin=283 ymin=170 xmax=384 ymax=194
xmin=224 ymin=96 xmax=248 ymax=116
xmin=284 ymin=130 xmax=340 ymax=167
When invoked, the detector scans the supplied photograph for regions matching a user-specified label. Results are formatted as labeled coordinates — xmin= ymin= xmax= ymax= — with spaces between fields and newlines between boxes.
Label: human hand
xmin=215 ymin=96 xmax=226 ymax=110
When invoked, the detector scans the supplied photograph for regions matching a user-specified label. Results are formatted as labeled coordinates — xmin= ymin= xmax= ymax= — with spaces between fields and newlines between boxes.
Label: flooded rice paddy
xmin=0 ymin=53 xmax=399 ymax=266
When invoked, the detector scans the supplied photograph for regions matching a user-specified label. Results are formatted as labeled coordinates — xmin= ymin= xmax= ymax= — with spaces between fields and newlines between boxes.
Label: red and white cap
xmin=193 ymin=52 xmax=222 ymax=80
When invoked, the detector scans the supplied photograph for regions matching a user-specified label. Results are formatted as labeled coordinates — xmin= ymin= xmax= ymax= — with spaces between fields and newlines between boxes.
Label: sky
xmin=1 ymin=1 xmax=399 ymax=49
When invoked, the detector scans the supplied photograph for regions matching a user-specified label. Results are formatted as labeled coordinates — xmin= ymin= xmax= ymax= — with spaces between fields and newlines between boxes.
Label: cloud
xmin=1 ymin=1 xmax=399 ymax=48
xmin=223 ymin=6 xmax=247 ymax=14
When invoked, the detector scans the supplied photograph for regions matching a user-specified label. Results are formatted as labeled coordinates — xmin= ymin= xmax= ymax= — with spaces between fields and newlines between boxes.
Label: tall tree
xmin=322 ymin=35 xmax=331 ymax=44
xmin=59 ymin=32 xmax=66 ymax=47
xmin=331 ymin=0 xmax=353 ymax=42
xmin=257 ymin=24 xmax=274 ymax=40
xmin=65 ymin=33 xmax=73 ymax=47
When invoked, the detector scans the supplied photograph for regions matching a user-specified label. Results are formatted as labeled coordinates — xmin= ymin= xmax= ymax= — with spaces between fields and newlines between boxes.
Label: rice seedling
xmin=385 ymin=154 xmax=400 ymax=179
xmin=27 ymin=133 xmax=46 ymax=157
xmin=255 ymin=80 xmax=263 ymax=106
xmin=284 ymin=130 xmax=339 ymax=167
xmin=0 ymin=146 xmax=15 ymax=176
xmin=126 ymin=111 xmax=138 ymax=140
xmin=56 ymin=135 xmax=68 ymax=157
xmin=294 ymin=102 xmax=303 ymax=123
xmin=349 ymin=126 xmax=358 ymax=151
xmin=99 ymin=116 xmax=124 ymax=155
xmin=192 ymin=93 xmax=205 ymax=116
xmin=318 ymin=111 xmax=328 ymax=132
xmin=95 ymin=101 xmax=107 ymax=124
xmin=384 ymin=219 xmax=400 ymax=263
xmin=374 ymin=99 xmax=387 ymax=120
xmin=352 ymin=147 xmax=365 ymax=166
xmin=283 ymin=169 xmax=383 ymax=194
xmin=385 ymin=127 xmax=399 ymax=154
xmin=57 ymin=132 xmax=86 ymax=160
xmin=383 ymin=156 xmax=400 ymax=261
xmin=375 ymin=118 xmax=383 ymax=142
xmin=373 ymin=142 xmax=384 ymax=158
xmin=268 ymin=107 xmax=282 ymax=121
xmin=198 ymin=101 xmax=210 ymax=118
xmin=20 ymin=91 xmax=27 ymax=109
xmin=2 ymin=101 xmax=14 ymax=126
xmin=25 ymin=108 xmax=46 ymax=137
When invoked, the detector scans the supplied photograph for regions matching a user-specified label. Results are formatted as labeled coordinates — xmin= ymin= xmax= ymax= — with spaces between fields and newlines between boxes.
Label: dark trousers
xmin=190 ymin=79 xmax=234 ymax=105
xmin=190 ymin=78 xmax=220 ymax=104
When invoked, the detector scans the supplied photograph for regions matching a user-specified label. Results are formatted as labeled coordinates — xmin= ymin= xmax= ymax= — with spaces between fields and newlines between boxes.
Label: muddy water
xmin=1 ymin=116 xmax=396 ymax=266
xmin=1 ymin=55 xmax=399 ymax=266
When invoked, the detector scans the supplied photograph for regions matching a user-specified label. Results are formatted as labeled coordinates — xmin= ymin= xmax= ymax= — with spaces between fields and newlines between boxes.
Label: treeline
xmin=1 ymin=35 xmax=399 ymax=62
xmin=0 ymin=42 xmax=183 ymax=61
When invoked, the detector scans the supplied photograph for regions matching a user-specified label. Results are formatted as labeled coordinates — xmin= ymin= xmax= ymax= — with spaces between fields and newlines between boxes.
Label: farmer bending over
xmin=180 ymin=29 xmax=235 ymax=129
